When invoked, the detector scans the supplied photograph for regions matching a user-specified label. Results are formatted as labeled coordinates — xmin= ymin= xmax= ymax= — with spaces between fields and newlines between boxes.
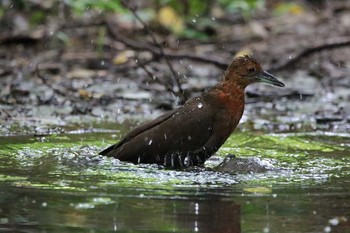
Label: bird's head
xmin=224 ymin=55 xmax=284 ymax=88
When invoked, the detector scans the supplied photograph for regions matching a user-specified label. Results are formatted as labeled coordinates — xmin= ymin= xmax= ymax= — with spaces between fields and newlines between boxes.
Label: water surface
xmin=0 ymin=127 xmax=349 ymax=232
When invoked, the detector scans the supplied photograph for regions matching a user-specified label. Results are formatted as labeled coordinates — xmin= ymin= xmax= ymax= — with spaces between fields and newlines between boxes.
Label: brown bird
xmin=100 ymin=55 xmax=284 ymax=168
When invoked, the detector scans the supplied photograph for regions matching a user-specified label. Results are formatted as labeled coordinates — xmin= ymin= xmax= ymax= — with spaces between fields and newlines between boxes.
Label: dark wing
xmin=99 ymin=108 xmax=178 ymax=157
xmin=100 ymin=95 xmax=218 ymax=162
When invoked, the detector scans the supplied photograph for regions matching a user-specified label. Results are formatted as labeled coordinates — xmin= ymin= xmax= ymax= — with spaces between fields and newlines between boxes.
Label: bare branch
xmin=270 ymin=39 xmax=350 ymax=71
xmin=120 ymin=0 xmax=185 ymax=102
xmin=104 ymin=25 xmax=227 ymax=69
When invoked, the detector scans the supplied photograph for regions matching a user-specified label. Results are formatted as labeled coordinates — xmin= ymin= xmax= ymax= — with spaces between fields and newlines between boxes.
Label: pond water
xmin=0 ymin=125 xmax=349 ymax=233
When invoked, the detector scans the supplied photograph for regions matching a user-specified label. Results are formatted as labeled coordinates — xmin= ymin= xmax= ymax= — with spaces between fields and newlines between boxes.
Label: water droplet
xmin=324 ymin=226 xmax=331 ymax=233
xmin=42 ymin=202 xmax=47 ymax=207
xmin=211 ymin=17 xmax=216 ymax=21
xmin=197 ymin=103 xmax=203 ymax=109
xmin=263 ymin=226 xmax=269 ymax=233
xmin=188 ymin=65 xmax=193 ymax=70
xmin=91 ymin=40 xmax=94 ymax=44
xmin=195 ymin=203 xmax=199 ymax=215
xmin=299 ymin=94 xmax=303 ymax=100
xmin=178 ymin=155 xmax=183 ymax=167
xmin=101 ymin=60 xmax=105 ymax=66
xmin=164 ymin=155 xmax=167 ymax=166
xmin=164 ymin=133 xmax=167 ymax=140
xmin=184 ymin=156 xmax=190 ymax=166
xmin=171 ymin=154 xmax=174 ymax=167
xmin=148 ymin=139 xmax=153 ymax=145
xmin=329 ymin=218 xmax=339 ymax=226
xmin=138 ymin=156 xmax=141 ymax=163
xmin=192 ymin=19 xmax=197 ymax=23
xmin=288 ymin=55 xmax=292 ymax=59
xmin=188 ymin=135 xmax=191 ymax=140
xmin=117 ymin=109 xmax=121 ymax=114
xmin=194 ymin=220 xmax=199 ymax=232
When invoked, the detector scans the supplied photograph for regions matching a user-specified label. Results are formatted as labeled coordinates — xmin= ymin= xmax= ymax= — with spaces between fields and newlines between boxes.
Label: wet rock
xmin=215 ymin=154 xmax=276 ymax=174
xmin=91 ymin=107 xmax=105 ymax=117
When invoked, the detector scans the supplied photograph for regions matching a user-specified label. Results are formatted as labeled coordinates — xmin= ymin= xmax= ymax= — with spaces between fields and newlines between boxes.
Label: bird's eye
xmin=248 ymin=67 xmax=256 ymax=74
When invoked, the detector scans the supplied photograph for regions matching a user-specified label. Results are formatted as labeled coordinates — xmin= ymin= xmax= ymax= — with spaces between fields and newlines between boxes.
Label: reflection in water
xmin=0 ymin=132 xmax=349 ymax=232
xmin=0 ymin=188 xmax=240 ymax=233
xmin=173 ymin=198 xmax=240 ymax=233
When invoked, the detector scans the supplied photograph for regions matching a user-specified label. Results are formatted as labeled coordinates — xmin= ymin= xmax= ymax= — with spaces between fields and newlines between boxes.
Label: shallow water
xmin=0 ymin=126 xmax=349 ymax=233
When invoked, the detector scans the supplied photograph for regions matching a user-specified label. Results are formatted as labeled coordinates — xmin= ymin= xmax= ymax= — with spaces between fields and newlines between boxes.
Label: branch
xmin=119 ymin=0 xmax=185 ymax=102
xmin=270 ymin=39 xmax=350 ymax=71
xmin=104 ymin=21 xmax=227 ymax=68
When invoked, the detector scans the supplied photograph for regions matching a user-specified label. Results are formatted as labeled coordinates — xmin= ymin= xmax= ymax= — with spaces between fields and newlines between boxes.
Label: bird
xmin=100 ymin=55 xmax=284 ymax=168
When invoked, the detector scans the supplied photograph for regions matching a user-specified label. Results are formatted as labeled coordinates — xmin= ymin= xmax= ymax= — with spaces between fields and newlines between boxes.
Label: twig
xmin=136 ymin=57 xmax=176 ymax=97
xmin=35 ymin=63 xmax=69 ymax=97
xmin=270 ymin=39 xmax=350 ymax=71
xmin=119 ymin=0 xmax=186 ymax=102
xmin=104 ymin=24 xmax=227 ymax=69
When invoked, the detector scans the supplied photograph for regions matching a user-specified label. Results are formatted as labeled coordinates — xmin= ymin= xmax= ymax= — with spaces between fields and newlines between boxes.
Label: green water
xmin=0 ymin=127 xmax=349 ymax=232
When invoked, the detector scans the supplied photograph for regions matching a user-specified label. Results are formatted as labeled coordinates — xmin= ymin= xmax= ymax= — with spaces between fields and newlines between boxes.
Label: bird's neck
xmin=215 ymin=81 xmax=245 ymax=105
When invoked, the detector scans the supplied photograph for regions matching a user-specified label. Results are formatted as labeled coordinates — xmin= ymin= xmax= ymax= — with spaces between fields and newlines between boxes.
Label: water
xmin=0 ymin=127 xmax=349 ymax=232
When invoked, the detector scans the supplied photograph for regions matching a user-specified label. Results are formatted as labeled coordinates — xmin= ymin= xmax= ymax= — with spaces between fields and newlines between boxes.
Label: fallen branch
xmin=270 ymin=39 xmax=350 ymax=71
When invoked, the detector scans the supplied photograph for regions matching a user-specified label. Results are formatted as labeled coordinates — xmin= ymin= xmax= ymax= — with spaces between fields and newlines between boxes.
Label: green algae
xmin=0 ymin=129 xmax=349 ymax=233
xmin=0 ymin=130 xmax=349 ymax=191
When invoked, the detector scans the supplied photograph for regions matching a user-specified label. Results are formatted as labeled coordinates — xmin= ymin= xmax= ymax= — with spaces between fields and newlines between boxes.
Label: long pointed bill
xmin=258 ymin=70 xmax=285 ymax=87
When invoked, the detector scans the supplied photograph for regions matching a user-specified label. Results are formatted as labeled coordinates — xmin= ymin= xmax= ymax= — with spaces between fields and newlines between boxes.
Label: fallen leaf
xmin=158 ymin=6 xmax=184 ymax=33
xmin=113 ymin=50 xmax=134 ymax=65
